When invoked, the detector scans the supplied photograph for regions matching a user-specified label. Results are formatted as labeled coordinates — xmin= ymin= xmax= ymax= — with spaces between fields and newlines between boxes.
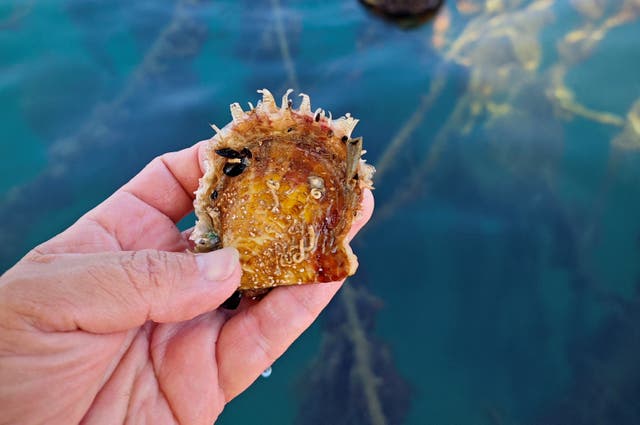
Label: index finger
xmin=32 ymin=141 xmax=211 ymax=255
xmin=118 ymin=140 xmax=209 ymax=223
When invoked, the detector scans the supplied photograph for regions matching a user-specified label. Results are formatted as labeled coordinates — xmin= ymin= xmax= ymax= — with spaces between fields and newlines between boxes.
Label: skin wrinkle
xmin=8 ymin=332 xmax=113 ymax=423
xmin=87 ymin=327 xmax=150 ymax=425
xmin=23 ymin=248 xmax=56 ymax=263
xmin=111 ymin=198 xmax=188 ymax=252
xmin=48 ymin=298 xmax=86 ymax=333
xmin=151 ymin=339 xmax=185 ymax=425
xmin=79 ymin=267 xmax=140 ymax=332
xmin=148 ymin=323 xmax=181 ymax=354
xmin=81 ymin=215 xmax=124 ymax=250
xmin=121 ymin=252 xmax=155 ymax=325
xmin=138 ymin=250 xmax=192 ymax=322
xmin=57 ymin=338 xmax=113 ymax=421
xmin=85 ymin=329 xmax=140 ymax=424
xmin=0 ymin=275 xmax=38 ymax=328
xmin=105 ymin=192 xmax=189 ymax=253
xmin=159 ymin=155 xmax=196 ymax=202
xmin=239 ymin=310 xmax=273 ymax=366
xmin=117 ymin=343 xmax=142 ymax=425
xmin=123 ymin=156 xmax=193 ymax=224
xmin=166 ymin=142 xmax=207 ymax=195
xmin=208 ymin=316 xmax=229 ymax=419
xmin=120 ymin=189 xmax=168 ymax=223
xmin=126 ymin=357 xmax=158 ymax=423
xmin=116 ymin=191 xmax=170 ymax=244
xmin=152 ymin=384 xmax=181 ymax=425
xmin=212 ymin=339 xmax=227 ymax=416
xmin=81 ymin=268 xmax=123 ymax=327
xmin=278 ymin=286 xmax=318 ymax=323
xmin=13 ymin=278 xmax=80 ymax=332
xmin=0 ymin=313 xmax=24 ymax=336
xmin=155 ymin=318 xmax=215 ymax=424
xmin=140 ymin=251 xmax=169 ymax=292
xmin=125 ymin=332 xmax=154 ymax=425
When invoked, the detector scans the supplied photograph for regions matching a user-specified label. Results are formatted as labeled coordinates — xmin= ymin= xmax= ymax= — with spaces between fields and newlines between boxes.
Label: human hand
xmin=0 ymin=141 xmax=374 ymax=425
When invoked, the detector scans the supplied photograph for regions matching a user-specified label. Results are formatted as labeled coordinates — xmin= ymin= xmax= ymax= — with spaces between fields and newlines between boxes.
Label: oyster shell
xmin=191 ymin=89 xmax=375 ymax=294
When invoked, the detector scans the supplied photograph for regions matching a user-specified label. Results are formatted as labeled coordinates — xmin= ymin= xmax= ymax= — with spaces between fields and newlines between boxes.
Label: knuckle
xmin=120 ymin=250 xmax=191 ymax=319
xmin=124 ymin=251 xmax=168 ymax=292
xmin=120 ymin=251 xmax=162 ymax=318
xmin=151 ymin=155 xmax=171 ymax=175
xmin=23 ymin=248 xmax=55 ymax=265
xmin=143 ymin=250 xmax=168 ymax=290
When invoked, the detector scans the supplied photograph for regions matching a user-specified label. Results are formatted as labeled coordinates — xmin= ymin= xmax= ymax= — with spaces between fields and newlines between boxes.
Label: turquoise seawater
xmin=2 ymin=1 xmax=640 ymax=424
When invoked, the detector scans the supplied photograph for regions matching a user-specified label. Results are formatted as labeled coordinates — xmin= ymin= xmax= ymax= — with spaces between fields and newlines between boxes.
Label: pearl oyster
xmin=191 ymin=89 xmax=374 ymax=294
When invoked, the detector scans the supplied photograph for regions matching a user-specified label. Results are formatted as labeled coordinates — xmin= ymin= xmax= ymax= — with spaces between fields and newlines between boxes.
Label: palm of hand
xmin=0 ymin=142 xmax=374 ymax=424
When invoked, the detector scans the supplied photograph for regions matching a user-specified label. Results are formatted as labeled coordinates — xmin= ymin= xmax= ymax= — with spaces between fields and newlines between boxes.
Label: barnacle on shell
xmin=191 ymin=89 xmax=374 ymax=295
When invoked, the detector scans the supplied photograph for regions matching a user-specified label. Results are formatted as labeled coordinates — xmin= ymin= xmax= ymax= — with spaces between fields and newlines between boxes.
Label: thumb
xmin=1 ymin=247 xmax=242 ymax=333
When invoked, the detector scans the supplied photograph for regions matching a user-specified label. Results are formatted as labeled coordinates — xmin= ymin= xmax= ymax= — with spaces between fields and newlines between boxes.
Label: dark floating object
xmin=221 ymin=290 xmax=242 ymax=310
xmin=223 ymin=162 xmax=247 ymax=177
xmin=359 ymin=0 xmax=445 ymax=29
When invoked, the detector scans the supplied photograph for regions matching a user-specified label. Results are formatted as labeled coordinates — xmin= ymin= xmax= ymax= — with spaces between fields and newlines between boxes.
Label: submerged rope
xmin=271 ymin=0 xmax=300 ymax=90
xmin=341 ymin=285 xmax=387 ymax=425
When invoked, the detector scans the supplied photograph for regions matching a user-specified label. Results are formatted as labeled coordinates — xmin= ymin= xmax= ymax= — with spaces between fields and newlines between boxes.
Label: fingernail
xmin=196 ymin=247 xmax=240 ymax=282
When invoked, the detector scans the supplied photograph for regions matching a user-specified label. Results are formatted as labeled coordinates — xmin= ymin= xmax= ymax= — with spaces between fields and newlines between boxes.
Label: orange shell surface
xmin=191 ymin=89 xmax=374 ymax=292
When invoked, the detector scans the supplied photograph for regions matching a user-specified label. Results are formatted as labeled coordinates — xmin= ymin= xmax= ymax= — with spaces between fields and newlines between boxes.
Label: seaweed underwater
xmin=369 ymin=0 xmax=640 ymax=298
xmin=361 ymin=0 xmax=640 ymax=423
xmin=294 ymin=283 xmax=412 ymax=425
xmin=212 ymin=1 xmax=640 ymax=423
xmin=374 ymin=0 xmax=640 ymax=222
xmin=235 ymin=0 xmax=302 ymax=94
xmin=0 ymin=0 xmax=211 ymax=269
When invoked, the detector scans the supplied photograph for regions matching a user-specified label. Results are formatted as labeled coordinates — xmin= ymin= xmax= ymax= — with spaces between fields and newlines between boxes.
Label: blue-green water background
xmin=2 ymin=1 xmax=640 ymax=424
